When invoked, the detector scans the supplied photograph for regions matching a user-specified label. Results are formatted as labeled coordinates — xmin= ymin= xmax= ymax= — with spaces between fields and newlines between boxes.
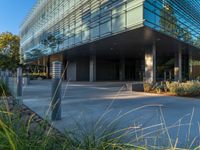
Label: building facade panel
xmin=143 ymin=0 xmax=200 ymax=80
xmin=144 ymin=0 xmax=200 ymax=49
xmin=20 ymin=0 xmax=200 ymax=81
xmin=20 ymin=0 xmax=144 ymax=61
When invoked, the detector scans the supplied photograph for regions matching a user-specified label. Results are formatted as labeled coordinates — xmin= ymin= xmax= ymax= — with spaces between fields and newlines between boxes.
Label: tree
xmin=182 ymin=28 xmax=192 ymax=43
xmin=160 ymin=3 xmax=178 ymax=38
xmin=194 ymin=36 xmax=200 ymax=48
xmin=160 ymin=3 xmax=194 ymax=44
xmin=0 ymin=32 xmax=20 ymax=69
xmin=40 ymin=32 xmax=64 ymax=78
xmin=41 ymin=32 xmax=64 ymax=54
xmin=26 ymin=48 xmax=46 ymax=61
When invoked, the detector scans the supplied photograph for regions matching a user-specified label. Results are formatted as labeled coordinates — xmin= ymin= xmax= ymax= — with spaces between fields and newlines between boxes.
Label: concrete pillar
xmin=145 ymin=42 xmax=156 ymax=83
xmin=43 ymin=57 xmax=46 ymax=73
xmin=89 ymin=55 xmax=96 ymax=82
xmin=174 ymin=46 xmax=182 ymax=82
xmin=189 ymin=51 xmax=193 ymax=80
xmin=119 ymin=57 xmax=125 ymax=81
xmin=169 ymin=71 xmax=172 ymax=81
xmin=164 ymin=70 xmax=167 ymax=81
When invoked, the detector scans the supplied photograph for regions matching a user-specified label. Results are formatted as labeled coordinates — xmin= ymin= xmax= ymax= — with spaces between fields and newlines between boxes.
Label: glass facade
xmin=20 ymin=0 xmax=144 ymax=60
xmin=20 ymin=0 xmax=200 ymax=62
xmin=144 ymin=0 xmax=200 ymax=49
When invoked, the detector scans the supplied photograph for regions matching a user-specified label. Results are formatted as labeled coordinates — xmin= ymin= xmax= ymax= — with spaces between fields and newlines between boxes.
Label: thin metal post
xmin=16 ymin=67 xmax=23 ymax=105
xmin=5 ymin=69 xmax=9 ymax=86
xmin=2 ymin=71 xmax=5 ymax=82
xmin=51 ymin=61 xmax=62 ymax=121
xmin=0 ymin=70 xmax=2 ymax=80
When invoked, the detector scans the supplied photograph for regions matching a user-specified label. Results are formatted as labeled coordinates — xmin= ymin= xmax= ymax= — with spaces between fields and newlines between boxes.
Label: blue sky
xmin=0 ymin=0 xmax=36 ymax=35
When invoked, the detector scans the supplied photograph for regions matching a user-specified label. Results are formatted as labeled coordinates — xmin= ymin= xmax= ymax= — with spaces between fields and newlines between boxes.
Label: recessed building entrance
xmin=27 ymin=27 xmax=199 ymax=83
xmin=125 ymin=59 xmax=144 ymax=81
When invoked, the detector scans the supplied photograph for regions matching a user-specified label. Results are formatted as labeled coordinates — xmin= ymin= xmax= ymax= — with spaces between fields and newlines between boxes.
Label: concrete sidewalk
xmin=23 ymin=80 xmax=200 ymax=146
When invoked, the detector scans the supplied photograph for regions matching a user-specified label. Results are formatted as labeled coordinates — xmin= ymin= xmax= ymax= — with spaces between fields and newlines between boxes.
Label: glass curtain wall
xmin=144 ymin=0 xmax=200 ymax=49
xmin=20 ymin=0 xmax=144 ymax=61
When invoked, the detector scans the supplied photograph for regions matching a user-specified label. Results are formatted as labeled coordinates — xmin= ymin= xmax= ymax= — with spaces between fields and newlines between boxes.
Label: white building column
xmin=189 ymin=51 xmax=193 ymax=80
xmin=145 ymin=42 xmax=156 ymax=83
xmin=174 ymin=46 xmax=182 ymax=82
xmin=119 ymin=57 xmax=125 ymax=81
xmin=90 ymin=55 xmax=96 ymax=82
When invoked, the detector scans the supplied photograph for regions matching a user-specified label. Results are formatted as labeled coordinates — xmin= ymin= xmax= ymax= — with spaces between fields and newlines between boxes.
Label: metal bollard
xmin=51 ymin=61 xmax=62 ymax=121
xmin=0 ymin=70 xmax=2 ymax=80
xmin=2 ymin=71 xmax=5 ymax=83
xmin=16 ymin=67 xmax=23 ymax=105
xmin=5 ymin=69 xmax=9 ymax=86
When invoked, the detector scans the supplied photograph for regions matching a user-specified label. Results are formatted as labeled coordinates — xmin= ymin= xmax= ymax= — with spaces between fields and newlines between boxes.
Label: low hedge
xmin=144 ymin=81 xmax=200 ymax=97
xmin=167 ymin=81 xmax=200 ymax=96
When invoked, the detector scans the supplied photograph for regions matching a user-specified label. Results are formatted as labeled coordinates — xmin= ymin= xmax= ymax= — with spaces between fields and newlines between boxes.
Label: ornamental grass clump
xmin=1 ymin=79 xmax=200 ymax=149
xmin=0 ymin=79 xmax=10 ymax=96
xmin=1 ymin=97 xmax=200 ymax=149
xmin=0 ymin=99 xmax=148 ymax=150
xmin=144 ymin=82 xmax=167 ymax=94
xmin=0 ymin=101 xmax=66 ymax=150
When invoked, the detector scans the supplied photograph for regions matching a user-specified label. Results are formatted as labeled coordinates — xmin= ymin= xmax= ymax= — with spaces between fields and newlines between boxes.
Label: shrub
xmin=144 ymin=82 xmax=165 ymax=93
xmin=143 ymin=83 xmax=152 ymax=92
xmin=167 ymin=81 xmax=200 ymax=97
xmin=155 ymin=85 xmax=164 ymax=94
xmin=144 ymin=81 xmax=200 ymax=97
xmin=175 ymin=85 xmax=185 ymax=96
xmin=166 ymin=82 xmax=180 ymax=94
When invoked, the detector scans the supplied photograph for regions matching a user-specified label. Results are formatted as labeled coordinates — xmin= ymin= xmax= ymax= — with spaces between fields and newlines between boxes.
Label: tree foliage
xmin=26 ymin=49 xmax=46 ymax=61
xmin=0 ymin=32 xmax=20 ymax=69
xmin=194 ymin=37 xmax=200 ymax=48
xmin=41 ymin=32 xmax=64 ymax=53
xmin=26 ymin=32 xmax=64 ymax=61
xmin=159 ymin=3 xmax=193 ymax=43
xmin=160 ymin=4 xmax=178 ymax=37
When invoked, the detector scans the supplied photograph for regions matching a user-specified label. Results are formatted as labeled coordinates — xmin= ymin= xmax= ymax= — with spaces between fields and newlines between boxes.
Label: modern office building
xmin=20 ymin=0 xmax=200 ymax=82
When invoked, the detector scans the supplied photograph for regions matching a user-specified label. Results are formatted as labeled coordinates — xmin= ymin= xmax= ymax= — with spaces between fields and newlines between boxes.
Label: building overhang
xmin=25 ymin=26 xmax=200 ymax=63
xmin=59 ymin=27 xmax=200 ymax=59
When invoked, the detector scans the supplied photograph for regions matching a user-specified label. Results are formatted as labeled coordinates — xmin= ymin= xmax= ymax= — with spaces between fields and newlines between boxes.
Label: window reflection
xmin=144 ymin=0 xmax=200 ymax=49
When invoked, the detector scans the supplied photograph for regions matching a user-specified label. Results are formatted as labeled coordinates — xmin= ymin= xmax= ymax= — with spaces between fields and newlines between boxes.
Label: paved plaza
xmin=23 ymin=80 xmax=200 ymax=146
